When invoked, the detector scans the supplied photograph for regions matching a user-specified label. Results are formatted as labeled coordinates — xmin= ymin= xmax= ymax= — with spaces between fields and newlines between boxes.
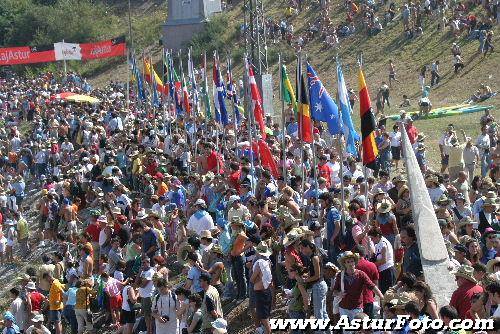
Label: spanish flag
xmin=298 ymin=73 xmax=313 ymax=143
xmin=358 ymin=67 xmax=378 ymax=169
xmin=144 ymin=59 xmax=168 ymax=96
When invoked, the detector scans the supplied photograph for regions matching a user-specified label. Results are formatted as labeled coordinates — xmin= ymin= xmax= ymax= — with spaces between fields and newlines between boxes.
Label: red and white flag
xmin=246 ymin=60 xmax=266 ymax=140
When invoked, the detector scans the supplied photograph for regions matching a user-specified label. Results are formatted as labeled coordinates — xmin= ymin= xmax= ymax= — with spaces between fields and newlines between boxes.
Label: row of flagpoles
xmin=128 ymin=49 xmax=380 ymax=184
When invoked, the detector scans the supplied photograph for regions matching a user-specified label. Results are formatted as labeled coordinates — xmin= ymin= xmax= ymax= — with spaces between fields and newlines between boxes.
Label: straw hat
xmin=453 ymin=265 xmax=477 ymax=284
xmin=437 ymin=194 xmax=452 ymax=206
xmin=255 ymin=241 xmax=272 ymax=257
xmin=229 ymin=216 xmax=244 ymax=227
xmin=393 ymin=175 xmax=407 ymax=184
xmin=398 ymin=185 xmax=409 ymax=197
xmin=338 ymin=251 xmax=360 ymax=269
xmin=458 ymin=217 xmax=476 ymax=228
xmin=211 ymin=245 xmax=223 ymax=255
xmin=483 ymin=198 xmax=499 ymax=209
xmin=416 ymin=133 xmax=427 ymax=142
xmin=202 ymin=172 xmax=215 ymax=183
xmin=376 ymin=199 xmax=392 ymax=214
xmin=31 ymin=314 xmax=44 ymax=323
xmin=211 ymin=318 xmax=228 ymax=334
xmin=283 ymin=229 xmax=303 ymax=247
xmin=200 ymin=230 xmax=213 ymax=240
xmin=486 ymin=257 xmax=500 ymax=273
xmin=111 ymin=206 xmax=121 ymax=215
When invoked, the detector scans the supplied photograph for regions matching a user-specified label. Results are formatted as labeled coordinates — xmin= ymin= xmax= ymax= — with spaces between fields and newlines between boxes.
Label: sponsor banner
xmin=0 ymin=45 xmax=55 ymax=66
xmin=80 ymin=36 xmax=126 ymax=60
xmin=0 ymin=36 xmax=126 ymax=66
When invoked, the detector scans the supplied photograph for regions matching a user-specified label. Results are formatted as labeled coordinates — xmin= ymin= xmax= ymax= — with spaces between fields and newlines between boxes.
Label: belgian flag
xmin=358 ymin=67 xmax=379 ymax=169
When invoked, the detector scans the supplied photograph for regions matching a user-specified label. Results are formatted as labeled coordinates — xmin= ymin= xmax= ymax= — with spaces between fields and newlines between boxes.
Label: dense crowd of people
xmin=0 ymin=60 xmax=497 ymax=334
xmin=0 ymin=1 xmax=498 ymax=332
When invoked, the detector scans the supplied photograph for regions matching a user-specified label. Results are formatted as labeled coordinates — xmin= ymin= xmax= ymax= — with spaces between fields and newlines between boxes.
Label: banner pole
xmin=279 ymin=54 xmax=287 ymax=184
xmin=62 ymin=39 xmax=67 ymax=76
xmin=126 ymin=50 xmax=130 ymax=112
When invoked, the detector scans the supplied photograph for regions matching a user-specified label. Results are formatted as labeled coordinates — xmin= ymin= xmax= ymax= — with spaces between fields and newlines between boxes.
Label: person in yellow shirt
xmin=44 ymin=272 xmax=64 ymax=334
xmin=130 ymin=150 xmax=142 ymax=190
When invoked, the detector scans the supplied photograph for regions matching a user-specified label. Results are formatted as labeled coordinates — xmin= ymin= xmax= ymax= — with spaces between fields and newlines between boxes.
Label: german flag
xmin=298 ymin=73 xmax=313 ymax=143
xmin=358 ymin=67 xmax=379 ymax=169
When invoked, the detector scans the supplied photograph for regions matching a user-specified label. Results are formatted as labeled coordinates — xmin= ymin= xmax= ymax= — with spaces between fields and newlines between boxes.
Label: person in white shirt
xmin=476 ymin=125 xmax=491 ymax=177
xmin=187 ymin=199 xmax=214 ymax=237
xmin=326 ymin=153 xmax=341 ymax=186
xmin=136 ymin=257 xmax=156 ymax=334
xmin=368 ymin=228 xmax=396 ymax=294
xmin=60 ymin=138 xmax=74 ymax=152
xmin=25 ymin=314 xmax=50 ymax=334
xmin=438 ymin=125 xmax=455 ymax=173
xmin=9 ymin=287 xmax=26 ymax=332
xmin=389 ymin=124 xmax=402 ymax=170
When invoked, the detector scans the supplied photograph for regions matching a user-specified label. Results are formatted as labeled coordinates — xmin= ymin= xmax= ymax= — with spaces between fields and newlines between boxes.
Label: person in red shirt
xmin=228 ymin=162 xmax=241 ymax=193
xmin=449 ymin=265 xmax=484 ymax=319
xmin=333 ymin=251 xmax=383 ymax=320
xmin=405 ymin=118 xmax=418 ymax=144
xmin=204 ymin=142 xmax=224 ymax=175
xmin=353 ymin=245 xmax=379 ymax=319
xmin=317 ymin=155 xmax=333 ymax=188
xmin=85 ymin=211 xmax=102 ymax=262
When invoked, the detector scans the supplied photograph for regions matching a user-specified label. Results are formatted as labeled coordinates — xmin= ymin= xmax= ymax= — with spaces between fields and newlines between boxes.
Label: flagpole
xmin=245 ymin=55 xmax=256 ymax=193
xmin=305 ymin=56 xmax=319 ymax=210
xmin=179 ymin=50 xmax=189 ymax=150
xmin=297 ymin=51 xmax=306 ymax=223
xmin=279 ymin=54 xmax=287 ymax=184
xmin=227 ymin=55 xmax=239 ymax=157
xmin=338 ymin=135 xmax=346 ymax=234
xmin=126 ymin=49 xmax=130 ymax=112
xmin=62 ymin=39 xmax=67 ymax=76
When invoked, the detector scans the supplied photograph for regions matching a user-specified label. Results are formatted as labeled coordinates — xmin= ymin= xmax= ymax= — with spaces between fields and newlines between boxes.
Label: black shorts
xmin=120 ymin=309 xmax=136 ymax=324
xmin=389 ymin=73 xmax=395 ymax=79
xmin=255 ymin=289 xmax=272 ymax=320
xmin=391 ymin=146 xmax=401 ymax=160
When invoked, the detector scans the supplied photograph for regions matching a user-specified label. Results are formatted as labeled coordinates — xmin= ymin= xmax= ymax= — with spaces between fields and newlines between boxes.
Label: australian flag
xmin=307 ymin=63 xmax=343 ymax=135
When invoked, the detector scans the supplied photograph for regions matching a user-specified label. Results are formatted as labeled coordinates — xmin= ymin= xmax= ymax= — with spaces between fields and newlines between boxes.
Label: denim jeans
xmin=289 ymin=310 xmax=306 ymax=334
xmin=223 ymin=256 xmax=235 ymax=299
xmin=339 ymin=307 xmax=363 ymax=333
xmin=63 ymin=304 xmax=78 ymax=334
xmin=311 ymin=280 xmax=331 ymax=334
xmin=231 ymin=255 xmax=247 ymax=299
xmin=481 ymin=151 xmax=491 ymax=177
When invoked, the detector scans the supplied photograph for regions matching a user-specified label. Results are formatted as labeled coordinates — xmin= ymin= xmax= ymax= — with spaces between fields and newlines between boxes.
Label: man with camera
xmin=152 ymin=278 xmax=179 ymax=334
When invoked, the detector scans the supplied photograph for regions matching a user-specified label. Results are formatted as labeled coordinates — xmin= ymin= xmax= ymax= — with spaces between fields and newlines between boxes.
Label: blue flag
xmin=213 ymin=58 xmax=229 ymax=126
xmin=226 ymin=59 xmax=241 ymax=127
xmin=336 ymin=63 xmax=360 ymax=155
xmin=131 ymin=54 xmax=145 ymax=102
xmin=306 ymin=63 xmax=343 ymax=135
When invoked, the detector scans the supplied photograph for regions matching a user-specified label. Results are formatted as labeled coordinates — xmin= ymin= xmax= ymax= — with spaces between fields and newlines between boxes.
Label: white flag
xmin=54 ymin=42 xmax=82 ymax=61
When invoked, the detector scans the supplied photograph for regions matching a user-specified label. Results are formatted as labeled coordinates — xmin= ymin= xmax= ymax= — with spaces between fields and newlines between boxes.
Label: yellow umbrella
xmin=65 ymin=94 xmax=101 ymax=104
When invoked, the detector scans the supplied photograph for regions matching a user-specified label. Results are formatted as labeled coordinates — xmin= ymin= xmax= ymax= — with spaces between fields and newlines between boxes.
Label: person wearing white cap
xmin=187 ymin=199 xmax=214 ymax=237
xmin=227 ymin=195 xmax=250 ymax=224
xmin=25 ymin=314 xmax=50 ymax=334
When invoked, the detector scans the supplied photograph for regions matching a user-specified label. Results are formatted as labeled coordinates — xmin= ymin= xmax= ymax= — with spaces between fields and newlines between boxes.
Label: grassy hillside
xmin=87 ymin=0 xmax=498 ymax=168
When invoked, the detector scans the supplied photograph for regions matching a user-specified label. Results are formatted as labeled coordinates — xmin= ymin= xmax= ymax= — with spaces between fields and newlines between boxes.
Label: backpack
xmin=154 ymin=291 xmax=177 ymax=313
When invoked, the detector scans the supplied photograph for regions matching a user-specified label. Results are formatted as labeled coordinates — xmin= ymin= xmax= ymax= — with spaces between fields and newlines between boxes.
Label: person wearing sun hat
xmin=26 ymin=313 xmax=50 ymax=334
xmin=476 ymin=196 xmax=499 ymax=233
xmin=450 ymin=264 xmax=484 ymax=319
xmin=375 ymin=198 xmax=398 ymax=246
xmin=3 ymin=311 xmax=20 ymax=334
xmin=333 ymin=251 xmax=384 ymax=321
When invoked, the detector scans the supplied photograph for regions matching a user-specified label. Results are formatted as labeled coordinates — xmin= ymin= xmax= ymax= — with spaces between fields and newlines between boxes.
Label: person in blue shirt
xmin=286 ymin=115 xmax=298 ymax=137
xmin=319 ymin=192 xmax=341 ymax=264
xmin=185 ymin=252 xmax=204 ymax=295
xmin=3 ymin=311 xmax=20 ymax=334
xmin=63 ymin=280 xmax=78 ymax=334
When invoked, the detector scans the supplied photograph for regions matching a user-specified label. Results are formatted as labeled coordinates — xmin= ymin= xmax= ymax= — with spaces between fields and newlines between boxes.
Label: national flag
xmin=227 ymin=58 xmax=241 ymax=126
xmin=358 ymin=67 xmax=379 ymax=169
xmin=281 ymin=64 xmax=297 ymax=115
xmin=246 ymin=60 xmax=267 ymax=140
xmin=337 ymin=63 xmax=360 ymax=156
xmin=143 ymin=59 xmax=168 ymax=97
xmin=307 ymin=63 xmax=343 ymax=135
xmin=213 ymin=56 xmax=229 ymax=125
xmin=130 ymin=53 xmax=145 ymax=102
xmin=166 ymin=52 xmax=183 ymax=115
xmin=251 ymin=140 xmax=280 ymax=178
xmin=188 ymin=49 xmax=199 ymax=115
xmin=181 ymin=73 xmax=191 ymax=115
xmin=201 ymin=53 xmax=212 ymax=120
xmin=298 ymin=72 xmax=313 ymax=143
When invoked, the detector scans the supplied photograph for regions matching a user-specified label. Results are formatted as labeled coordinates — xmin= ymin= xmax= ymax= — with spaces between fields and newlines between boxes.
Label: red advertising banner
xmin=0 ymin=45 xmax=55 ymax=66
xmin=0 ymin=36 xmax=126 ymax=66
xmin=80 ymin=36 xmax=126 ymax=60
